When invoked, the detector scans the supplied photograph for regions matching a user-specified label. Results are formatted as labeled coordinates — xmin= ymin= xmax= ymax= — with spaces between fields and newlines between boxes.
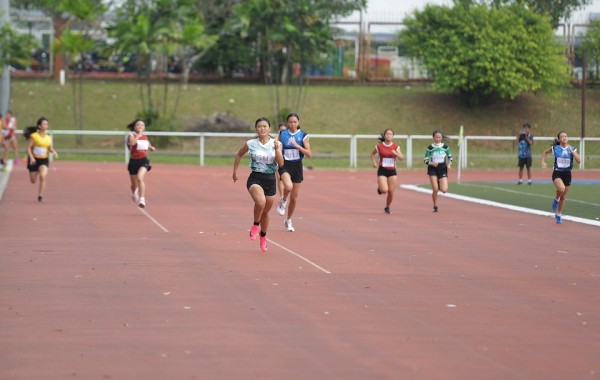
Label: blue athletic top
xmin=552 ymin=145 xmax=576 ymax=172
xmin=279 ymin=129 xmax=308 ymax=162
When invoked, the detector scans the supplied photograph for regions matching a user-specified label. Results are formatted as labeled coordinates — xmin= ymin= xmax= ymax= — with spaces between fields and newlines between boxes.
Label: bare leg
xmin=37 ymin=165 xmax=49 ymax=198
xmin=385 ymin=175 xmax=397 ymax=208
xmin=136 ymin=167 xmax=148 ymax=198
xmin=286 ymin=183 xmax=301 ymax=219
xmin=429 ymin=175 xmax=439 ymax=208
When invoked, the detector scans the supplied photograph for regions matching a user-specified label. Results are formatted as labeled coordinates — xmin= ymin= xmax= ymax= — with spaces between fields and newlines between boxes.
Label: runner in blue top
xmin=233 ymin=117 xmax=284 ymax=252
xmin=541 ymin=131 xmax=581 ymax=224
xmin=276 ymin=113 xmax=311 ymax=232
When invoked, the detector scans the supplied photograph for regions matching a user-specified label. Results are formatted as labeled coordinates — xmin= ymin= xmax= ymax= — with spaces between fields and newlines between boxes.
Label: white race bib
xmin=284 ymin=149 xmax=300 ymax=160
xmin=432 ymin=153 xmax=445 ymax=164
xmin=382 ymin=157 xmax=395 ymax=168
xmin=556 ymin=157 xmax=570 ymax=168
xmin=136 ymin=140 xmax=149 ymax=151
xmin=33 ymin=146 xmax=47 ymax=157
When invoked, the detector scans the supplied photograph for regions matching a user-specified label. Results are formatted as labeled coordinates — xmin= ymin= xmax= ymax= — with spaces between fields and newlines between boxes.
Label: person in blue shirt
xmin=516 ymin=122 xmax=534 ymax=185
xmin=233 ymin=117 xmax=284 ymax=252
xmin=541 ymin=131 xmax=581 ymax=224
xmin=275 ymin=113 xmax=311 ymax=232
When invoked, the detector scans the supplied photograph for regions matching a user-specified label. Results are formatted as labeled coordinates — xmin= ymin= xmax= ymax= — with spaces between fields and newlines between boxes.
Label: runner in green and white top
xmin=233 ymin=117 xmax=284 ymax=252
xmin=424 ymin=129 xmax=452 ymax=213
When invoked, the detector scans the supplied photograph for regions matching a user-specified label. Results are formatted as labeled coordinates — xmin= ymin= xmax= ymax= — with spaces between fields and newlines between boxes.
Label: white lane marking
xmin=267 ymin=238 xmax=332 ymax=274
xmin=401 ymin=184 xmax=600 ymax=227
xmin=138 ymin=207 xmax=170 ymax=232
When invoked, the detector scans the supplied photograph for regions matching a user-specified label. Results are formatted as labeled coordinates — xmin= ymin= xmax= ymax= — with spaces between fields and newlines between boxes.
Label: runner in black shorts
xmin=276 ymin=113 xmax=311 ymax=232
xmin=541 ymin=131 xmax=581 ymax=224
xmin=233 ymin=117 xmax=284 ymax=252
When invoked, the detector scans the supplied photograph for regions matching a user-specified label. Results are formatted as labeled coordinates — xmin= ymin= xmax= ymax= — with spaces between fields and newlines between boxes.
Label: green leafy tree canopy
xmin=401 ymin=1 xmax=570 ymax=105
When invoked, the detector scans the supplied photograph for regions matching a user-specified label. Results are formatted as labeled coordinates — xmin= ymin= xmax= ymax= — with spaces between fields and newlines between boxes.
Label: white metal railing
xmin=30 ymin=130 xmax=598 ymax=169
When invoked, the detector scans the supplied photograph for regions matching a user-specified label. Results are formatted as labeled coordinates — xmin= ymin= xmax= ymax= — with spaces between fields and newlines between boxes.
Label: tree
xmin=400 ymin=1 xmax=570 ymax=106
xmin=0 ymin=24 xmax=39 ymax=73
xmin=108 ymin=0 xmax=219 ymax=131
xmin=580 ymin=19 xmax=600 ymax=80
xmin=233 ymin=0 xmax=365 ymax=120
xmin=488 ymin=0 xmax=592 ymax=28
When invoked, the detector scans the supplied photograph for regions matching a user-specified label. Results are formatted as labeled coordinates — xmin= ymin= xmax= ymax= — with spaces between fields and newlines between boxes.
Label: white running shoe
xmin=131 ymin=188 xmax=139 ymax=203
xmin=276 ymin=198 xmax=287 ymax=216
xmin=284 ymin=219 xmax=295 ymax=232
xmin=138 ymin=197 xmax=146 ymax=208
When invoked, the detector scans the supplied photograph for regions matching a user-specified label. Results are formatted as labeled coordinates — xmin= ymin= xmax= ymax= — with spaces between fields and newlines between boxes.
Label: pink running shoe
xmin=249 ymin=224 xmax=260 ymax=240
xmin=260 ymin=236 xmax=268 ymax=252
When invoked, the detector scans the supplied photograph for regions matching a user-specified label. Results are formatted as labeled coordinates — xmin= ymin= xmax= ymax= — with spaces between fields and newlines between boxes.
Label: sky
xmin=363 ymin=0 xmax=600 ymax=23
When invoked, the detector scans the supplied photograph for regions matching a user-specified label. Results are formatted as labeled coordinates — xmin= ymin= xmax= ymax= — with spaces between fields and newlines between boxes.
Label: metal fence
xmin=38 ymin=130 xmax=600 ymax=170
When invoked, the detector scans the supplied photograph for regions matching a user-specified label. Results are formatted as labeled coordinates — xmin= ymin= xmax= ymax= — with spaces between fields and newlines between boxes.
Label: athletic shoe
xmin=249 ymin=224 xmax=260 ymax=240
xmin=131 ymin=188 xmax=139 ymax=203
xmin=433 ymin=206 xmax=438 ymax=213
xmin=528 ymin=180 xmax=532 ymax=185
xmin=517 ymin=180 xmax=523 ymax=185
xmin=260 ymin=236 xmax=268 ymax=252
xmin=384 ymin=207 xmax=391 ymax=214
xmin=38 ymin=196 xmax=43 ymax=202
xmin=13 ymin=158 xmax=19 ymax=166
xmin=377 ymin=187 xmax=383 ymax=195
xmin=284 ymin=219 xmax=295 ymax=232
xmin=551 ymin=198 xmax=559 ymax=212
xmin=138 ymin=197 xmax=146 ymax=208
xmin=276 ymin=198 xmax=287 ymax=216
xmin=555 ymin=214 xmax=562 ymax=224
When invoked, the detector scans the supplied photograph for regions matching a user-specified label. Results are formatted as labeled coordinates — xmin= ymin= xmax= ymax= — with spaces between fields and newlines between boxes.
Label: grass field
xmin=10 ymin=79 xmax=600 ymax=138
xmin=420 ymin=181 xmax=600 ymax=221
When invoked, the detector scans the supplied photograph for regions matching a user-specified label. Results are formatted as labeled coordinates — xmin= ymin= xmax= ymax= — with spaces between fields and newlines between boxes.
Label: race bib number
xmin=382 ymin=157 xmax=395 ymax=168
xmin=432 ymin=153 xmax=445 ymax=164
xmin=556 ymin=157 xmax=570 ymax=168
xmin=254 ymin=153 xmax=271 ymax=164
xmin=33 ymin=146 xmax=47 ymax=157
xmin=284 ymin=149 xmax=300 ymax=160
xmin=136 ymin=140 xmax=149 ymax=151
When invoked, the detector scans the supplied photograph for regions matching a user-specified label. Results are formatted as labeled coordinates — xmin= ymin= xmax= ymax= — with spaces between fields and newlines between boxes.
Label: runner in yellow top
xmin=26 ymin=117 xmax=59 ymax=202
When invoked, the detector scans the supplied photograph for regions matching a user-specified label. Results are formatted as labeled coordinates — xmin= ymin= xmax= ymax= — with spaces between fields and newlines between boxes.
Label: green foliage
xmin=488 ymin=0 xmax=592 ymax=28
xmin=401 ymin=2 xmax=570 ymax=106
xmin=580 ymin=19 xmax=600 ymax=80
xmin=0 ymin=24 xmax=39 ymax=73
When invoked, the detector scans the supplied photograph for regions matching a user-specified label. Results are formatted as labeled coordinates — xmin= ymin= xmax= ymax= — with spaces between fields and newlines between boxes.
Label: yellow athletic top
xmin=30 ymin=132 xmax=53 ymax=159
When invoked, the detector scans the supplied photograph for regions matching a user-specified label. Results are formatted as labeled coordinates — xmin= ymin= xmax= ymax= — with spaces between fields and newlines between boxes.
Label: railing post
xmin=406 ymin=136 xmax=412 ymax=169
xmin=200 ymin=134 xmax=205 ymax=166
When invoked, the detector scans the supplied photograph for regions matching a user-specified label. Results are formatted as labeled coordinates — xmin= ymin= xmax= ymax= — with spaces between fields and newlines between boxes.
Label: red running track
xmin=1 ymin=162 xmax=599 ymax=380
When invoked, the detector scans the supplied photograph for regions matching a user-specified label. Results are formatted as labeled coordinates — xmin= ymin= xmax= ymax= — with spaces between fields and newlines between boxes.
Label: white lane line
xmin=401 ymin=184 xmax=600 ymax=227
xmin=138 ymin=207 xmax=170 ymax=233
xmin=267 ymin=238 xmax=332 ymax=274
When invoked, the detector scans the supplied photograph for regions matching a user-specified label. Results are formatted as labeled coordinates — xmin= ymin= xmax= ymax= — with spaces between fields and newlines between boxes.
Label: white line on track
xmin=138 ymin=207 xmax=170 ymax=233
xmin=401 ymin=184 xmax=600 ymax=227
xmin=267 ymin=238 xmax=332 ymax=274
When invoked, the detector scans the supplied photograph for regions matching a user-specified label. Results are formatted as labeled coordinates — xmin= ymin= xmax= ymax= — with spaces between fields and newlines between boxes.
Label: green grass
xmin=419 ymin=181 xmax=600 ymax=221
xmin=9 ymin=79 xmax=600 ymax=170
xmin=10 ymin=79 xmax=600 ymax=138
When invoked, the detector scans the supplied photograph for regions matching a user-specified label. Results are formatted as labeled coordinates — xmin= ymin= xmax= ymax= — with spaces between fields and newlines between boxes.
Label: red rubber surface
xmin=1 ymin=162 xmax=599 ymax=379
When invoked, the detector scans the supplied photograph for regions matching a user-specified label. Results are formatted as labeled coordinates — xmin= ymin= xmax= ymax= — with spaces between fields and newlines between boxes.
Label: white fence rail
xmin=39 ymin=130 xmax=600 ymax=170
